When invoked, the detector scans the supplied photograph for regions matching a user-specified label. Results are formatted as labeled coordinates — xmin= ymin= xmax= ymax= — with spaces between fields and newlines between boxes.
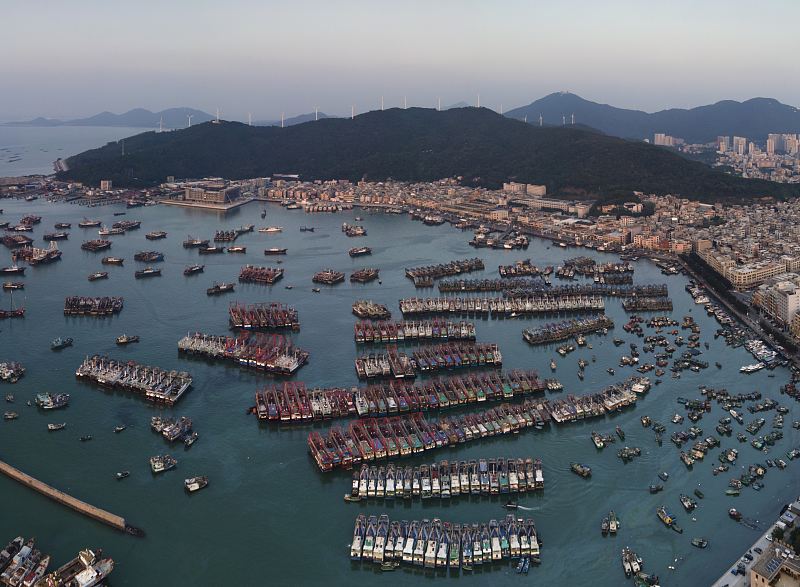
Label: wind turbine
xmin=381 ymin=96 xmax=384 ymax=111
xmin=437 ymin=97 xmax=441 ymax=111
xmin=351 ymin=105 xmax=355 ymax=120
xmin=281 ymin=113 xmax=285 ymax=128
xmin=158 ymin=116 xmax=163 ymax=133
xmin=248 ymin=112 xmax=252 ymax=126
xmin=477 ymin=93 xmax=480 ymax=108
xmin=539 ymin=113 xmax=543 ymax=127
xmin=187 ymin=114 xmax=193 ymax=127
xmin=404 ymin=95 xmax=407 ymax=109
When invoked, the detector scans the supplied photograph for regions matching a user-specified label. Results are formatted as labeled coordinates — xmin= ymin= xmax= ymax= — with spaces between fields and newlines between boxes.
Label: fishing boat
xmin=55 ymin=223 xmax=71 ymax=229
xmin=207 ymin=282 xmax=235 ymax=296
xmin=2 ymin=282 xmax=23 ymax=291
xmin=78 ymin=219 xmax=102 ymax=228
xmin=101 ymin=256 xmax=124 ymax=265
xmin=116 ymin=471 xmax=130 ymax=480
xmin=3 ymin=411 xmax=18 ymax=420
xmin=145 ymin=231 xmax=167 ymax=240
xmin=349 ymin=246 xmax=372 ymax=257
xmin=183 ymin=236 xmax=209 ymax=248
xmin=116 ymin=334 xmax=140 ymax=345
xmin=134 ymin=267 xmax=162 ymax=279
xmin=258 ymin=226 xmax=283 ymax=233
xmin=570 ymin=462 xmax=591 ymax=478
xmin=47 ymin=422 xmax=66 ymax=431
xmin=691 ymin=537 xmax=708 ymax=548
xmin=0 ymin=265 xmax=25 ymax=275
xmin=608 ymin=511 xmax=618 ymax=534
xmin=184 ymin=431 xmax=199 ymax=447
xmin=88 ymin=271 xmax=108 ymax=281
xmin=649 ymin=484 xmax=663 ymax=494
xmin=150 ymin=454 xmax=177 ymax=473
xmin=80 ymin=435 xmax=92 ymax=441
xmin=694 ymin=488 xmax=704 ymax=499
xmin=184 ymin=264 xmax=204 ymax=276
xmin=35 ymin=393 xmax=70 ymax=409
xmin=184 ymin=475 xmax=208 ymax=492
xmin=114 ymin=425 xmax=127 ymax=433
xmin=4 ymin=394 xmax=13 ymax=403
xmin=729 ymin=508 xmax=742 ymax=520
xmin=264 ymin=247 xmax=288 ymax=255
xmin=227 ymin=246 xmax=247 ymax=253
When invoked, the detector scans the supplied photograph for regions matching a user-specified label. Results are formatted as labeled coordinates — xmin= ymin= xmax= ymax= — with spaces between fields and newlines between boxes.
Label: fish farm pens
xmin=354 ymin=343 xmax=503 ymax=380
xmin=75 ymin=355 xmax=193 ymax=405
xmin=349 ymin=514 xmax=541 ymax=569
xmin=346 ymin=457 xmax=544 ymax=501
xmin=307 ymin=378 xmax=644 ymax=471
xmin=522 ymin=315 xmax=614 ymax=346
xmin=177 ymin=331 xmax=309 ymax=375
xmin=354 ymin=320 xmax=477 ymax=343
xmin=228 ymin=302 xmax=300 ymax=330
xmin=398 ymin=295 xmax=605 ymax=317
xmin=252 ymin=371 xmax=549 ymax=422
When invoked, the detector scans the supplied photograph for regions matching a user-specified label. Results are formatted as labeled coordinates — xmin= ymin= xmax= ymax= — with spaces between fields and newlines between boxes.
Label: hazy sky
xmin=2 ymin=0 xmax=798 ymax=120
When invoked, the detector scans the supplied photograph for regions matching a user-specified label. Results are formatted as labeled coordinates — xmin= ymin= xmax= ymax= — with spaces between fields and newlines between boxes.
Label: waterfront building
xmin=183 ymin=180 xmax=241 ymax=204
xmin=749 ymin=541 xmax=800 ymax=586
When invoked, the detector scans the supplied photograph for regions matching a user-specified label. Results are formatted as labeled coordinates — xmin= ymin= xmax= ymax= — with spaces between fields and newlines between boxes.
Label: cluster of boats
xmin=63 ymin=296 xmax=123 ymax=316
xmin=351 ymin=300 xmax=390 ymax=320
xmin=312 ymin=269 xmax=345 ymax=285
xmin=354 ymin=320 xmax=476 ymax=343
xmin=350 ymin=514 xmax=540 ymax=570
xmin=228 ymin=302 xmax=299 ymax=330
xmin=238 ymin=265 xmax=284 ymax=284
xmin=350 ymin=268 xmax=380 ymax=283
xmin=523 ymin=315 xmax=613 ymax=346
xmin=354 ymin=342 xmax=502 ymax=379
xmin=341 ymin=223 xmax=367 ymax=237
xmin=0 ymin=362 xmax=24 ymax=383
xmin=399 ymin=295 xmax=605 ymax=316
xmin=347 ymin=458 xmax=543 ymax=501
xmin=622 ymin=297 xmax=673 ymax=312
xmin=177 ymin=331 xmax=309 ymax=375
xmin=151 ymin=415 xmax=197 ymax=446
xmin=0 ymin=538 xmax=114 ymax=587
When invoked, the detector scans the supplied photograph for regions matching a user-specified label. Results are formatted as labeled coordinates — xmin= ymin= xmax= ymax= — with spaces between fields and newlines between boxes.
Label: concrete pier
xmin=0 ymin=458 xmax=138 ymax=534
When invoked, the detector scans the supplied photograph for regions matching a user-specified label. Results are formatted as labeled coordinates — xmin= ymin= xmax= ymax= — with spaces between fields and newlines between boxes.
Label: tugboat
xmin=207 ymin=282 xmax=235 ymax=296
xmin=50 ymin=337 xmax=73 ymax=350
xmin=116 ymin=471 xmax=130 ymax=480
xmin=691 ymin=537 xmax=708 ymax=548
xmin=116 ymin=334 xmax=140 ymax=345
xmin=88 ymin=271 xmax=108 ymax=281
xmin=47 ymin=422 xmax=66 ymax=431
xmin=184 ymin=475 xmax=208 ymax=492
xmin=183 ymin=264 xmax=204 ymax=276
xmin=134 ymin=266 xmax=161 ymax=279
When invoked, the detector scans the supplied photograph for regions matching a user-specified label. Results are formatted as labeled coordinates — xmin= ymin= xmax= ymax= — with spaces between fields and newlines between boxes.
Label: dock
xmin=0 ymin=457 xmax=142 ymax=536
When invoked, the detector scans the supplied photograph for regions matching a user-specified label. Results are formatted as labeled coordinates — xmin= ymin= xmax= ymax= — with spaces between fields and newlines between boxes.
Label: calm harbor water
xmin=0 ymin=127 xmax=144 ymax=177
xmin=0 ymin=198 xmax=798 ymax=586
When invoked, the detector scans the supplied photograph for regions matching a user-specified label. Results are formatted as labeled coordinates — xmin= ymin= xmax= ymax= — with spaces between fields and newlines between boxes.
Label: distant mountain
xmin=60 ymin=107 xmax=798 ymax=202
xmin=505 ymin=92 xmax=800 ymax=143
xmin=254 ymin=112 xmax=335 ymax=127
xmin=4 ymin=108 xmax=214 ymax=129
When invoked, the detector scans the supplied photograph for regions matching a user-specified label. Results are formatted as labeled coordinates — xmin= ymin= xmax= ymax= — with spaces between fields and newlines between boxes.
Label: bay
xmin=0 ymin=197 xmax=797 ymax=585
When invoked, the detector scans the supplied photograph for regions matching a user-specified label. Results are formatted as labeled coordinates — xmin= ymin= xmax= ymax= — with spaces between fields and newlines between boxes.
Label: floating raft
xmin=229 ymin=302 xmax=299 ymax=330
xmin=75 ymin=355 xmax=192 ymax=405
xmin=64 ymin=296 xmax=123 ymax=316
xmin=622 ymin=297 xmax=674 ymax=312
xmin=349 ymin=514 xmax=541 ymax=569
xmin=238 ymin=265 xmax=284 ymax=284
xmin=354 ymin=320 xmax=476 ymax=343
xmin=254 ymin=371 xmax=547 ymax=422
xmin=522 ymin=315 xmax=614 ymax=346
xmin=348 ymin=457 xmax=544 ymax=501
xmin=405 ymin=258 xmax=484 ymax=285
xmin=398 ymin=296 xmax=604 ymax=317
xmin=177 ymin=331 xmax=309 ymax=375
xmin=308 ymin=380 xmax=642 ymax=471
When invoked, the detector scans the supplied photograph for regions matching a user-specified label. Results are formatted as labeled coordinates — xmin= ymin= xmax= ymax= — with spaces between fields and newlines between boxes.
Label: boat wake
xmin=515 ymin=505 xmax=536 ymax=511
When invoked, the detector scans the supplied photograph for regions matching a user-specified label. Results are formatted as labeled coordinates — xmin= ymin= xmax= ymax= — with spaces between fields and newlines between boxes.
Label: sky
xmin=2 ymin=0 xmax=798 ymax=121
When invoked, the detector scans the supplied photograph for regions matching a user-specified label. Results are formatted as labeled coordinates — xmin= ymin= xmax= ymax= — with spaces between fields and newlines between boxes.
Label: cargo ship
xmin=182 ymin=235 xmax=209 ymax=248
xmin=145 ymin=231 xmax=167 ymax=240
xmin=177 ymin=331 xmax=309 ymax=375
xmin=134 ymin=267 xmax=162 ymax=279
xmin=264 ymin=247 xmax=288 ymax=255
xmin=313 ymin=269 xmax=345 ymax=285
xmin=349 ymin=246 xmax=372 ymax=257
xmin=350 ymin=268 xmax=380 ymax=283
xmin=352 ymin=300 xmax=391 ymax=320
xmin=88 ymin=271 xmax=108 ymax=281
xmin=133 ymin=251 xmax=164 ymax=263
xmin=101 ymin=256 xmax=124 ymax=265
xmin=239 ymin=265 xmax=283 ymax=284
xmin=81 ymin=240 xmax=112 ymax=252
xmin=354 ymin=320 xmax=476 ymax=343
xmin=76 ymin=355 xmax=192 ymax=404
xmin=183 ymin=264 xmax=204 ymax=276
xmin=229 ymin=302 xmax=299 ymax=330
xmin=207 ymin=282 xmax=235 ymax=295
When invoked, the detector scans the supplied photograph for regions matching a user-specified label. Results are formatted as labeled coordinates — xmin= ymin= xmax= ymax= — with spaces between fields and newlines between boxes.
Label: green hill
xmin=60 ymin=107 xmax=798 ymax=202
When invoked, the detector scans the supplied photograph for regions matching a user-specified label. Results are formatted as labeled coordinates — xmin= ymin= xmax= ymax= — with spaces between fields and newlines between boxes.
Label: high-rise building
xmin=653 ymin=133 xmax=675 ymax=147
xmin=717 ymin=135 xmax=730 ymax=152
xmin=766 ymin=137 xmax=776 ymax=155
xmin=733 ymin=136 xmax=747 ymax=156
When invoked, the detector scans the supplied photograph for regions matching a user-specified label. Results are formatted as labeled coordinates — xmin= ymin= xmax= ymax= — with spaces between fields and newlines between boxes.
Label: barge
xmin=76 ymin=355 xmax=192 ymax=404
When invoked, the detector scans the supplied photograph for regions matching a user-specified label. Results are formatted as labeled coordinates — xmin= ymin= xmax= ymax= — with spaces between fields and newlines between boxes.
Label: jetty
xmin=253 ymin=370 xmax=547 ymax=422
xmin=347 ymin=458 xmax=544 ymax=501
xmin=177 ymin=331 xmax=309 ymax=375
xmin=398 ymin=295 xmax=604 ymax=317
xmin=75 ymin=356 xmax=192 ymax=405
xmin=354 ymin=320 xmax=476 ymax=343
xmin=522 ymin=315 xmax=614 ymax=346
xmin=229 ymin=302 xmax=299 ymax=330
xmin=0 ymin=457 xmax=142 ymax=536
